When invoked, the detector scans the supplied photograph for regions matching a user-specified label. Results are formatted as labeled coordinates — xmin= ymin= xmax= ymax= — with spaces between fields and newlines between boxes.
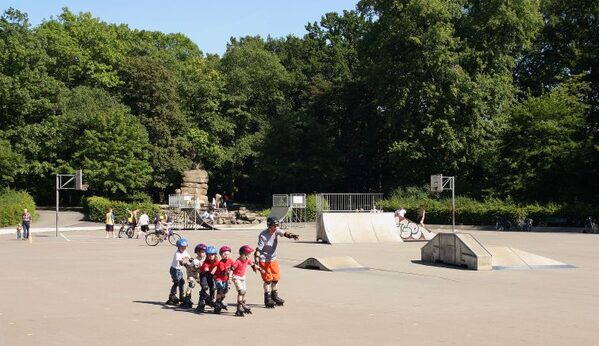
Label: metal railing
xmin=316 ymin=193 xmax=384 ymax=213
xmin=168 ymin=194 xmax=200 ymax=209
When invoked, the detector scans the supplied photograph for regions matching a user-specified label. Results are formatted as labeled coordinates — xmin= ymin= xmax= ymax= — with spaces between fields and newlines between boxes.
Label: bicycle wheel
xmin=145 ymin=232 xmax=160 ymax=246
xmin=118 ymin=226 xmax=125 ymax=238
xmin=126 ymin=227 xmax=134 ymax=238
xmin=168 ymin=233 xmax=181 ymax=246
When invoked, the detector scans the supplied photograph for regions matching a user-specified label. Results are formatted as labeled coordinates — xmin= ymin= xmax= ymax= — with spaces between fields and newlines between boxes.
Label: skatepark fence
xmin=316 ymin=193 xmax=383 ymax=213
xmin=271 ymin=193 xmax=307 ymax=228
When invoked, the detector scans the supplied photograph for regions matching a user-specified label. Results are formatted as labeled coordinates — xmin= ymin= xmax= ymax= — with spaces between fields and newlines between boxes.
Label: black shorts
xmin=106 ymin=224 xmax=114 ymax=232
xmin=141 ymin=225 xmax=149 ymax=232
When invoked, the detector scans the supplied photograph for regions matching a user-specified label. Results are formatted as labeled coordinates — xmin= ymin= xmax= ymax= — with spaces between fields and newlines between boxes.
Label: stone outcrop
xmin=179 ymin=169 xmax=209 ymax=206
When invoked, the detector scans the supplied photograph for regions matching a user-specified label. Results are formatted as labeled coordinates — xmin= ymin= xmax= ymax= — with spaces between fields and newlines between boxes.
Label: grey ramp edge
xmin=269 ymin=206 xmax=291 ymax=221
xmin=316 ymin=212 xmax=403 ymax=244
xmin=295 ymin=256 xmax=369 ymax=272
xmin=486 ymin=246 xmax=575 ymax=270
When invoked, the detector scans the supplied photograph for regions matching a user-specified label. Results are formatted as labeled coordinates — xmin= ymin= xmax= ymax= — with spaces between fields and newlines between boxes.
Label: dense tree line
xmin=0 ymin=1 xmax=597 ymax=205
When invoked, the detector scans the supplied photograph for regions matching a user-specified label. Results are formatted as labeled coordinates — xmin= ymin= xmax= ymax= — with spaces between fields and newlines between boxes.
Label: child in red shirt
xmin=212 ymin=245 xmax=234 ymax=314
xmin=232 ymin=245 xmax=258 ymax=317
xmin=197 ymin=245 xmax=218 ymax=313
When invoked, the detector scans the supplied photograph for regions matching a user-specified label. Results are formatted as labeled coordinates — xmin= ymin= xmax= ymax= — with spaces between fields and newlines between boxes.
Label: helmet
xmin=176 ymin=238 xmax=188 ymax=247
xmin=267 ymin=216 xmax=279 ymax=226
xmin=219 ymin=245 xmax=231 ymax=254
xmin=194 ymin=243 xmax=207 ymax=253
xmin=206 ymin=246 xmax=217 ymax=255
xmin=239 ymin=245 xmax=253 ymax=255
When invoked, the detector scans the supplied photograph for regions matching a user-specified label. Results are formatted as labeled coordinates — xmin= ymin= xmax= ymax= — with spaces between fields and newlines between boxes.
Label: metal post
xmin=451 ymin=177 xmax=456 ymax=233
xmin=56 ymin=175 xmax=59 ymax=237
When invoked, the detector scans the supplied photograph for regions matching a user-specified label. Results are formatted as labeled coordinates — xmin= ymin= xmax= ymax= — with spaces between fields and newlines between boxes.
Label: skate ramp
xmin=316 ymin=212 xmax=403 ymax=244
xmin=397 ymin=218 xmax=436 ymax=241
xmin=295 ymin=256 xmax=368 ymax=272
xmin=421 ymin=233 xmax=492 ymax=270
xmin=421 ymin=233 xmax=574 ymax=271
xmin=269 ymin=206 xmax=291 ymax=222
xmin=487 ymin=246 xmax=575 ymax=270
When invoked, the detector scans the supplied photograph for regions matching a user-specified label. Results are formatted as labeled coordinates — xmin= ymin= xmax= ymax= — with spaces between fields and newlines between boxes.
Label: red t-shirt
xmin=200 ymin=258 xmax=218 ymax=274
xmin=232 ymin=258 xmax=253 ymax=277
xmin=214 ymin=258 xmax=234 ymax=282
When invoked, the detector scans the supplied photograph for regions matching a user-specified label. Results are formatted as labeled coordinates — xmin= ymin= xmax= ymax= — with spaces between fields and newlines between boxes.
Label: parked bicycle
xmin=118 ymin=219 xmax=134 ymax=238
xmin=519 ymin=218 xmax=533 ymax=232
xmin=582 ymin=216 xmax=598 ymax=234
xmin=495 ymin=216 xmax=512 ymax=231
xmin=145 ymin=227 xmax=181 ymax=246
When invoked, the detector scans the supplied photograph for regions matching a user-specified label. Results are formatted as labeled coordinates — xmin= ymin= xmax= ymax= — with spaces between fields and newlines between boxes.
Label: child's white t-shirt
xmin=171 ymin=250 xmax=190 ymax=270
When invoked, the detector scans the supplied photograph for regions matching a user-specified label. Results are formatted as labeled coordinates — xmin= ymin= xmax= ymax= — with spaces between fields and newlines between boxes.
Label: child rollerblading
xmin=232 ymin=245 xmax=258 ymax=317
xmin=197 ymin=245 xmax=218 ymax=312
xmin=165 ymin=238 xmax=190 ymax=306
xmin=255 ymin=217 xmax=299 ymax=308
xmin=213 ymin=245 xmax=234 ymax=314
xmin=180 ymin=243 xmax=206 ymax=308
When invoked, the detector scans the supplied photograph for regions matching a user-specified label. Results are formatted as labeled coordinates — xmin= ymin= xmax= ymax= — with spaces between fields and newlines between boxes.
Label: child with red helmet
xmin=180 ymin=243 xmax=207 ymax=309
xmin=212 ymin=245 xmax=234 ymax=314
xmin=232 ymin=245 xmax=258 ymax=317
xmin=196 ymin=245 xmax=218 ymax=313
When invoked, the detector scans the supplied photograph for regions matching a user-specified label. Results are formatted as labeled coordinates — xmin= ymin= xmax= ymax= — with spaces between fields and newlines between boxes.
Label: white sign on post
xmin=430 ymin=174 xmax=443 ymax=192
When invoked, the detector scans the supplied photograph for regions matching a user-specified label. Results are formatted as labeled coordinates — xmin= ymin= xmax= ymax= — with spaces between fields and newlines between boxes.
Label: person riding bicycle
xmin=155 ymin=215 xmax=167 ymax=236
xmin=165 ymin=238 xmax=190 ymax=306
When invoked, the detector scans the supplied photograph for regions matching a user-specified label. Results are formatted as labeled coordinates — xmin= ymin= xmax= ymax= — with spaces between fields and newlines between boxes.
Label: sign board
xmin=430 ymin=174 xmax=443 ymax=192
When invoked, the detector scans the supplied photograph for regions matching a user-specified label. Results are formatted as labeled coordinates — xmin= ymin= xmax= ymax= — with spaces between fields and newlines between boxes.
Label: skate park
xmin=1 ymin=207 xmax=599 ymax=346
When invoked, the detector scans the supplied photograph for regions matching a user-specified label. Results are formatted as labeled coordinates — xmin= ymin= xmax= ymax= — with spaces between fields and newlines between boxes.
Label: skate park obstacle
xmin=421 ymin=232 xmax=574 ymax=270
xmin=295 ymin=256 xmax=368 ymax=272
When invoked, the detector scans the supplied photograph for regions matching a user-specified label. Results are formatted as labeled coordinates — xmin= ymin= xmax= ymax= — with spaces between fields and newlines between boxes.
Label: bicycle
xmin=118 ymin=219 xmax=134 ymax=238
xmin=518 ymin=218 xmax=533 ymax=232
xmin=495 ymin=216 xmax=512 ymax=231
xmin=582 ymin=217 xmax=598 ymax=234
xmin=145 ymin=227 xmax=181 ymax=246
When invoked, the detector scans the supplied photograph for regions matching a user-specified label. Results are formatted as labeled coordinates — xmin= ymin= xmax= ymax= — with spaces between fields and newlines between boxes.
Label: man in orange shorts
xmin=254 ymin=216 xmax=299 ymax=308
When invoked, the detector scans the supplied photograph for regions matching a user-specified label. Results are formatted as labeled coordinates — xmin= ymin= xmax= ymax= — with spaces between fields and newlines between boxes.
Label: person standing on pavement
xmin=254 ymin=216 xmax=299 ymax=308
xmin=137 ymin=210 xmax=150 ymax=239
xmin=22 ymin=208 xmax=32 ymax=240
xmin=105 ymin=208 xmax=115 ymax=238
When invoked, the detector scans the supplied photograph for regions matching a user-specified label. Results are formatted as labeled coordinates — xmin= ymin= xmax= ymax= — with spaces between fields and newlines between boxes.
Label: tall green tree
xmin=498 ymin=80 xmax=590 ymax=202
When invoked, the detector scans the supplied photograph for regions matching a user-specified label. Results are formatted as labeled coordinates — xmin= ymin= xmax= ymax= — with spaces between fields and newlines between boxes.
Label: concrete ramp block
xmin=421 ymin=233 xmax=492 ymax=271
xmin=295 ymin=256 xmax=369 ymax=272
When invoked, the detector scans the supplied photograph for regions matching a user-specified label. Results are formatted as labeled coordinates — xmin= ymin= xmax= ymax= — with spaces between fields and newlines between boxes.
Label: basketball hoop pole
xmin=431 ymin=174 xmax=456 ymax=233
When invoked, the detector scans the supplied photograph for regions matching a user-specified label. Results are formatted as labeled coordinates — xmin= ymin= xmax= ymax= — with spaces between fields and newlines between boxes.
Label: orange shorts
xmin=259 ymin=260 xmax=280 ymax=282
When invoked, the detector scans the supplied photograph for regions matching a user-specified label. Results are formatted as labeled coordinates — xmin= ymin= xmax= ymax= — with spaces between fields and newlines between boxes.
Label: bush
xmin=0 ymin=189 xmax=36 ymax=227
xmin=378 ymin=186 xmax=598 ymax=226
xmin=84 ymin=196 xmax=160 ymax=223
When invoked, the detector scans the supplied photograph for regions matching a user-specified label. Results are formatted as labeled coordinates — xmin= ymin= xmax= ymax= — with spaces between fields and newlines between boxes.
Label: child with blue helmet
xmin=196 ymin=245 xmax=218 ymax=313
xmin=165 ymin=238 xmax=190 ymax=306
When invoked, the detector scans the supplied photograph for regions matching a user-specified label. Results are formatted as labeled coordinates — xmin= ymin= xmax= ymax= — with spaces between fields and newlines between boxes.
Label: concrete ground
xmin=1 ymin=225 xmax=598 ymax=346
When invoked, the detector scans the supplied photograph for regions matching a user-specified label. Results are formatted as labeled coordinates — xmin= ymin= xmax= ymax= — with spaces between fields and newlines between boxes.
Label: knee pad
xmin=188 ymin=281 xmax=195 ymax=289
xmin=238 ymin=289 xmax=246 ymax=295
xmin=264 ymin=281 xmax=272 ymax=285
xmin=178 ymin=278 xmax=185 ymax=286
xmin=272 ymin=280 xmax=278 ymax=285
xmin=200 ymin=284 xmax=208 ymax=291
xmin=217 ymin=288 xmax=229 ymax=295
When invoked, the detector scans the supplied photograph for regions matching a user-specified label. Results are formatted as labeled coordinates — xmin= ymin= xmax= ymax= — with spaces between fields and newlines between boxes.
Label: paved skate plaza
xmin=1 ymin=225 xmax=598 ymax=346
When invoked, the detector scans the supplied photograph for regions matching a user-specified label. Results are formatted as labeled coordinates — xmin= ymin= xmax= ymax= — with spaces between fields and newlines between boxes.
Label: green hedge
xmin=84 ymin=196 xmax=160 ymax=223
xmin=0 ymin=189 xmax=36 ymax=227
xmin=378 ymin=186 xmax=597 ymax=226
